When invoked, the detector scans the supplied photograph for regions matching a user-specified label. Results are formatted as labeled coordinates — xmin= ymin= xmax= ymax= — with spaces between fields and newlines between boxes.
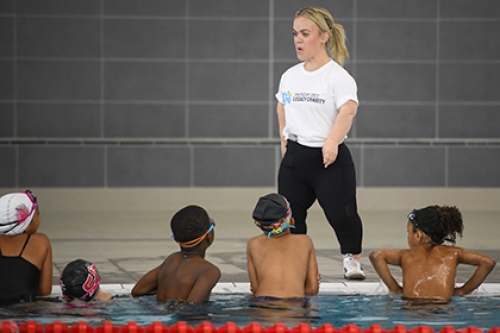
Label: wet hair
xmin=170 ymin=205 xmax=210 ymax=243
xmin=294 ymin=6 xmax=349 ymax=67
xmin=409 ymin=205 xmax=464 ymax=245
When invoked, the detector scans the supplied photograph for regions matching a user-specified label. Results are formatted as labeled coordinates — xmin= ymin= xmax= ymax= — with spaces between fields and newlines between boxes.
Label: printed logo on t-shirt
xmin=291 ymin=92 xmax=326 ymax=104
xmin=282 ymin=91 xmax=293 ymax=105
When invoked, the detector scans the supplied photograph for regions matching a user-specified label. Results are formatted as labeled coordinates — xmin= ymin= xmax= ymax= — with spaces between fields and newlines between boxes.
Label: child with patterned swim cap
xmin=370 ymin=205 xmax=496 ymax=302
xmin=0 ymin=190 xmax=52 ymax=303
xmin=247 ymin=193 xmax=320 ymax=306
xmin=60 ymin=259 xmax=112 ymax=303
xmin=131 ymin=205 xmax=221 ymax=303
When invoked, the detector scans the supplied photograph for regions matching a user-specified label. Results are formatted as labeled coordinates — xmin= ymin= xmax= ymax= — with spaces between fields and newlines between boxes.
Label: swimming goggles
xmin=407 ymin=210 xmax=419 ymax=228
xmin=0 ymin=190 xmax=38 ymax=233
xmin=173 ymin=219 xmax=216 ymax=249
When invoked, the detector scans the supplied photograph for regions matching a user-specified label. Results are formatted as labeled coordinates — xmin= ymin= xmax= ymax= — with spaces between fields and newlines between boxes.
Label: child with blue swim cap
xmin=247 ymin=193 xmax=320 ymax=306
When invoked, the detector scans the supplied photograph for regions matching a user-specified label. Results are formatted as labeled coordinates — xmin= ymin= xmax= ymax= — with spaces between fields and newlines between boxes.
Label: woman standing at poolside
xmin=276 ymin=7 xmax=364 ymax=279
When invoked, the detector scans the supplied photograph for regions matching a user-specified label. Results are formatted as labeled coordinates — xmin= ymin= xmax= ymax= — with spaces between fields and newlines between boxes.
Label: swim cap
xmin=252 ymin=194 xmax=289 ymax=225
xmin=60 ymin=259 xmax=102 ymax=302
xmin=253 ymin=194 xmax=294 ymax=238
xmin=0 ymin=191 xmax=38 ymax=236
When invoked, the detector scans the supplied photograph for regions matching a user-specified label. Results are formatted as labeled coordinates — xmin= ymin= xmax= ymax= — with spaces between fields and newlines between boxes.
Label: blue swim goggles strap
xmin=266 ymin=215 xmax=294 ymax=239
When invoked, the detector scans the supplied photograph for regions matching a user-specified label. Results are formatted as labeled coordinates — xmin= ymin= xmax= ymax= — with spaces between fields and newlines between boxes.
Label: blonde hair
xmin=294 ymin=6 xmax=349 ymax=67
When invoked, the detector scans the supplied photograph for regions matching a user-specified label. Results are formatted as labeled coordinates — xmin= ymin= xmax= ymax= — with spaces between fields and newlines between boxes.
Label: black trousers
xmin=278 ymin=140 xmax=363 ymax=254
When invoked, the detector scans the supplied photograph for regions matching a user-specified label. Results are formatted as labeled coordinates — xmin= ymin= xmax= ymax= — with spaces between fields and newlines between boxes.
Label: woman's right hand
xmin=281 ymin=140 xmax=287 ymax=157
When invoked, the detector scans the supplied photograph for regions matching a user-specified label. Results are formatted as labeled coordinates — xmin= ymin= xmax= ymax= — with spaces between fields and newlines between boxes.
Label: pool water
xmin=1 ymin=294 xmax=500 ymax=330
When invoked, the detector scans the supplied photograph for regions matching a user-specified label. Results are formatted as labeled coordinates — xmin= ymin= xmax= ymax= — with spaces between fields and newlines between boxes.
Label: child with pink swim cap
xmin=60 ymin=259 xmax=112 ymax=303
xmin=0 ymin=190 xmax=52 ymax=303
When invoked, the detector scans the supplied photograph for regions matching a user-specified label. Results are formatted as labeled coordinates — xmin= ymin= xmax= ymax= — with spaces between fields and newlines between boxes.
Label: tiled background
xmin=1 ymin=0 xmax=499 ymax=188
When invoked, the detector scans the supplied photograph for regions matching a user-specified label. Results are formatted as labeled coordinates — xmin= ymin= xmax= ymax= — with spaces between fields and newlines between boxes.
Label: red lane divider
xmin=1 ymin=321 xmax=500 ymax=333
xmin=314 ymin=324 xmax=338 ymax=333
xmin=1 ymin=321 xmax=18 ymax=333
xmin=121 ymin=321 xmax=144 ymax=333
xmin=146 ymin=322 xmax=169 ymax=333
xmin=291 ymin=323 xmax=313 ymax=333
xmin=45 ymin=321 xmax=69 ymax=333
xmin=96 ymin=322 xmax=119 ymax=333
xmin=70 ymin=322 xmax=94 ymax=333
xmin=219 ymin=322 xmax=241 ymax=333
xmin=243 ymin=323 xmax=266 ymax=333
xmin=19 ymin=321 xmax=43 ymax=333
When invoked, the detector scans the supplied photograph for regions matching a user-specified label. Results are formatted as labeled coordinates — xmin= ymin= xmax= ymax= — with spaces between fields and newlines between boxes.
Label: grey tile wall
xmin=104 ymin=104 xmax=186 ymax=138
xmin=0 ymin=147 xmax=16 ymax=187
xmin=364 ymin=147 xmax=446 ymax=187
xmin=18 ymin=146 xmax=105 ymax=187
xmin=0 ymin=18 xmax=13 ymax=57
xmin=17 ymin=103 xmax=101 ymax=138
xmin=448 ymin=147 xmax=500 ymax=187
xmin=193 ymin=146 xmax=276 ymax=186
xmin=1 ymin=0 xmax=499 ymax=188
xmin=107 ymin=146 xmax=190 ymax=187
xmin=0 ymin=104 xmax=14 ymax=137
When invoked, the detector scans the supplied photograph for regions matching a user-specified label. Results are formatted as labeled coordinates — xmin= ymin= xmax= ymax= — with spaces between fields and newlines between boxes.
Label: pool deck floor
xmin=10 ymin=187 xmax=500 ymax=298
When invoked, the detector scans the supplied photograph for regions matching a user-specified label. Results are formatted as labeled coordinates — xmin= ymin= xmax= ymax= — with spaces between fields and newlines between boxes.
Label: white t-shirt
xmin=275 ymin=60 xmax=358 ymax=147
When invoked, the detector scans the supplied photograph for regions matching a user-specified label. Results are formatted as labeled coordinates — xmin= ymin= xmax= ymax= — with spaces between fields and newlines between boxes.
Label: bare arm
xmin=37 ymin=234 xmax=52 ymax=296
xmin=186 ymin=265 xmax=221 ymax=303
xmin=131 ymin=266 xmax=160 ymax=296
xmin=276 ymin=102 xmax=287 ymax=157
xmin=246 ymin=241 xmax=259 ymax=294
xmin=369 ymin=249 xmax=403 ymax=294
xmin=323 ymin=100 xmax=357 ymax=167
xmin=454 ymin=249 xmax=496 ymax=296
xmin=304 ymin=241 xmax=320 ymax=295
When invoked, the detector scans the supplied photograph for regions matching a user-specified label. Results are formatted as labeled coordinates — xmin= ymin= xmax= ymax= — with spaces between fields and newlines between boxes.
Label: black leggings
xmin=278 ymin=140 xmax=363 ymax=254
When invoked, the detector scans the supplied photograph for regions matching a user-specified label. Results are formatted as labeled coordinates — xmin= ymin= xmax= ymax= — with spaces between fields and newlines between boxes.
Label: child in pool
xmin=369 ymin=205 xmax=496 ymax=302
xmin=60 ymin=259 xmax=112 ymax=303
xmin=247 ymin=193 xmax=320 ymax=304
xmin=131 ymin=205 xmax=221 ymax=303
xmin=0 ymin=190 xmax=52 ymax=303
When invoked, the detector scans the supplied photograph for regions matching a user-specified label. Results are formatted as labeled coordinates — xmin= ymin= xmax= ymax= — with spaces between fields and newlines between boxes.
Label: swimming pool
xmin=1 ymin=293 xmax=500 ymax=331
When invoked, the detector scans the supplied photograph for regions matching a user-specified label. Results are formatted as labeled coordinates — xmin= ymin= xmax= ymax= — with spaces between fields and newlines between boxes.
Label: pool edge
xmin=46 ymin=282 xmax=500 ymax=298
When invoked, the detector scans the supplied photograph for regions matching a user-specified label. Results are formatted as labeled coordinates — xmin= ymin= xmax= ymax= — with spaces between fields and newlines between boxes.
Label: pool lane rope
xmin=0 ymin=320 xmax=496 ymax=333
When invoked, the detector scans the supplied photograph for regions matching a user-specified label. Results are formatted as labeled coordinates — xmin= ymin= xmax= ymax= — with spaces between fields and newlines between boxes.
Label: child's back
xmin=132 ymin=205 xmax=220 ymax=303
xmin=400 ymin=244 xmax=461 ymax=301
xmin=155 ymin=251 xmax=219 ymax=302
xmin=247 ymin=232 xmax=317 ymax=297
xmin=370 ymin=205 xmax=496 ymax=302
xmin=247 ymin=194 xmax=319 ymax=299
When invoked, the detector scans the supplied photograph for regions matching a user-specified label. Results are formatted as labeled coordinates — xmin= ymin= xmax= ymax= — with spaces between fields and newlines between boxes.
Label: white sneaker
xmin=343 ymin=254 xmax=366 ymax=280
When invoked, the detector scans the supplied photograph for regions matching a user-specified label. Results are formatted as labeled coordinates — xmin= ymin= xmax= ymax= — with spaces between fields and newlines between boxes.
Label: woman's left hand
xmin=322 ymin=140 xmax=338 ymax=168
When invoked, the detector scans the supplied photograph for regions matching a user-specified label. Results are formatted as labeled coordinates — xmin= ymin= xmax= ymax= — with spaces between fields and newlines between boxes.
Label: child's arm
xmin=37 ymin=234 xmax=53 ymax=296
xmin=304 ymin=239 xmax=320 ymax=295
xmin=246 ymin=241 xmax=259 ymax=295
xmin=454 ymin=249 xmax=496 ymax=296
xmin=131 ymin=266 xmax=160 ymax=296
xmin=369 ymin=249 xmax=403 ymax=294
xmin=186 ymin=264 xmax=221 ymax=303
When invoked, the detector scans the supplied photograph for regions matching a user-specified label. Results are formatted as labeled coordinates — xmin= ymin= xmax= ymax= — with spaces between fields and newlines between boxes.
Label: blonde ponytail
xmin=295 ymin=7 xmax=350 ymax=67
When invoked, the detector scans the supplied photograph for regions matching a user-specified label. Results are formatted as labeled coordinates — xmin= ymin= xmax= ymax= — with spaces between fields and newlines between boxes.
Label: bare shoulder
xmin=197 ymin=259 xmax=221 ymax=280
xmin=29 ymin=233 xmax=51 ymax=246
xmin=291 ymin=233 xmax=314 ymax=245
xmin=247 ymin=234 xmax=267 ymax=247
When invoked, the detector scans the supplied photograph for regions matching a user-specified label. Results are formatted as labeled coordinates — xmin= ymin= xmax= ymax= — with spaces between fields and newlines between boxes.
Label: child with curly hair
xmin=369 ymin=205 xmax=496 ymax=302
